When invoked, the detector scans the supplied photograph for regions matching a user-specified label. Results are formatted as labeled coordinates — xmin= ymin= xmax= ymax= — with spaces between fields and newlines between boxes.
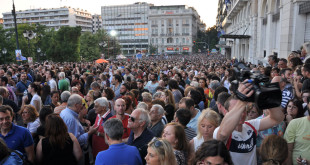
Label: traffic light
xmin=193 ymin=41 xmax=196 ymax=45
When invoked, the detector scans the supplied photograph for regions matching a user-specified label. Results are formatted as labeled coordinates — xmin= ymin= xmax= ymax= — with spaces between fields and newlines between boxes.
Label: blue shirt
xmin=60 ymin=107 xmax=88 ymax=147
xmin=187 ymin=109 xmax=201 ymax=133
xmin=0 ymin=123 xmax=34 ymax=154
xmin=16 ymin=80 xmax=31 ymax=101
xmin=95 ymin=143 xmax=142 ymax=165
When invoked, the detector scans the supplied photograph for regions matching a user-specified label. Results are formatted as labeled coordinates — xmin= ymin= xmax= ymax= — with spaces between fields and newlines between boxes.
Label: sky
xmin=0 ymin=0 xmax=218 ymax=28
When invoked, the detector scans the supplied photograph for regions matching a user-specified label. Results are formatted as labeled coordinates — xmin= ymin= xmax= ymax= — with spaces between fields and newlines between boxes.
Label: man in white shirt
xmin=213 ymin=80 xmax=284 ymax=165
xmin=45 ymin=70 xmax=57 ymax=91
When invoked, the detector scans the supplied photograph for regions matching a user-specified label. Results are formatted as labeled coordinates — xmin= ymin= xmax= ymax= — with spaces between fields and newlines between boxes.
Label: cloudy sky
xmin=0 ymin=0 xmax=218 ymax=28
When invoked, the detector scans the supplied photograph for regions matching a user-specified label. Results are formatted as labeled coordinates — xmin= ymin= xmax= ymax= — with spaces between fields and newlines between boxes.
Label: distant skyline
xmin=0 ymin=0 xmax=218 ymax=28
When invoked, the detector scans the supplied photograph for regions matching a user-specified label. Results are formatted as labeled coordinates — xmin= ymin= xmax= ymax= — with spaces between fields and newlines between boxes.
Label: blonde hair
xmin=197 ymin=108 xmax=221 ymax=139
xmin=148 ymin=138 xmax=177 ymax=165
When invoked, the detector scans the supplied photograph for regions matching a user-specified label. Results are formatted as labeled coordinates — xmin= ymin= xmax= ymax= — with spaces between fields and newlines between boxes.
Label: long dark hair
xmin=192 ymin=140 xmax=233 ymax=165
xmin=285 ymin=99 xmax=305 ymax=118
xmin=45 ymin=114 xmax=69 ymax=149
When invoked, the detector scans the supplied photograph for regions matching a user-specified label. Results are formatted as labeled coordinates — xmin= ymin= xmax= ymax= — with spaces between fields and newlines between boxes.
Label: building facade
xmin=101 ymin=2 xmax=151 ymax=55
xmin=148 ymin=5 xmax=202 ymax=55
xmin=217 ymin=0 xmax=310 ymax=64
xmin=2 ymin=6 xmax=92 ymax=32
xmin=92 ymin=14 xmax=102 ymax=34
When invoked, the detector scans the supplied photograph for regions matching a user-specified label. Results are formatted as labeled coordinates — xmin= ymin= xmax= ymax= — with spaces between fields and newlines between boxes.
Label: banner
xmin=15 ymin=49 xmax=26 ymax=61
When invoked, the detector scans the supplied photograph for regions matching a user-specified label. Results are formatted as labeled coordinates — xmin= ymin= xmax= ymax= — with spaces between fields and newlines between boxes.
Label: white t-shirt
xmin=48 ymin=79 xmax=57 ymax=91
xmin=27 ymin=118 xmax=40 ymax=133
xmin=30 ymin=93 xmax=43 ymax=111
xmin=213 ymin=119 xmax=261 ymax=165
xmin=193 ymin=136 xmax=204 ymax=152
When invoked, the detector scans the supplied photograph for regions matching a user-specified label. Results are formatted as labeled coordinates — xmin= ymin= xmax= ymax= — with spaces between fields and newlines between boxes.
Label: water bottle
xmin=23 ymin=90 xmax=28 ymax=96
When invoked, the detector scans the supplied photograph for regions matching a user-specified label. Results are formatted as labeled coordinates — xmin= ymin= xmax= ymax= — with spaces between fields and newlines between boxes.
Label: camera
xmin=232 ymin=62 xmax=282 ymax=110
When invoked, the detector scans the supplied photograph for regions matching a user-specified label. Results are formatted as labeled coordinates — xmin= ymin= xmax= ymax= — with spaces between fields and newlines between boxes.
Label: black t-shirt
xmin=302 ymin=78 xmax=310 ymax=92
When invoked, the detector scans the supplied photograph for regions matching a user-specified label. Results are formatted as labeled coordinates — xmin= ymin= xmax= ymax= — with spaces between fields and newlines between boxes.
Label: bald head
xmin=114 ymin=98 xmax=126 ymax=116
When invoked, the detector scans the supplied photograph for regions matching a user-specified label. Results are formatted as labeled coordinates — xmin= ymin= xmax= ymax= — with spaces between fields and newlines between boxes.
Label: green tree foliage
xmin=193 ymin=25 xmax=219 ymax=53
xmin=53 ymin=26 xmax=81 ymax=62
xmin=80 ymin=31 xmax=101 ymax=61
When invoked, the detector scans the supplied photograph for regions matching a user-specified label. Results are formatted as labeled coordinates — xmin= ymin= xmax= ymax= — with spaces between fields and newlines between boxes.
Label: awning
xmin=220 ymin=34 xmax=251 ymax=39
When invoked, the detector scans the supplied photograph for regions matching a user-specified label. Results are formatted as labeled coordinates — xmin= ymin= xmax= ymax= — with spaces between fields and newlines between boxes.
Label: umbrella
xmin=96 ymin=59 xmax=109 ymax=63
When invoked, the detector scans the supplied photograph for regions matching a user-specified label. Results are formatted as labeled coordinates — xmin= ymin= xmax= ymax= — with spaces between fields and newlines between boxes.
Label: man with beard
xmin=144 ymin=73 xmax=158 ymax=95
xmin=16 ymin=72 xmax=31 ymax=106
xmin=136 ymin=79 xmax=148 ymax=101
xmin=119 ymin=83 xmax=130 ymax=98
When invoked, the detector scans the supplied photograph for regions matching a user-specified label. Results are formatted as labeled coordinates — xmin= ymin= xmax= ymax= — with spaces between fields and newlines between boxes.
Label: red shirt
xmin=92 ymin=111 xmax=112 ymax=157
xmin=110 ymin=115 xmax=131 ymax=139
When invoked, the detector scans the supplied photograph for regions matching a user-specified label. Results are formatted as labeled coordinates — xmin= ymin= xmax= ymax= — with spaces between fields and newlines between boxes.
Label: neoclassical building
xmin=217 ymin=0 xmax=310 ymax=64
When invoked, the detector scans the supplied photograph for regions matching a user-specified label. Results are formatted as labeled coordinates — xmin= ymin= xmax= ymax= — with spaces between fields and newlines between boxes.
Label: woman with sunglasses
xmin=192 ymin=139 xmax=233 ymax=165
xmin=162 ymin=122 xmax=189 ymax=165
xmin=145 ymin=138 xmax=177 ymax=165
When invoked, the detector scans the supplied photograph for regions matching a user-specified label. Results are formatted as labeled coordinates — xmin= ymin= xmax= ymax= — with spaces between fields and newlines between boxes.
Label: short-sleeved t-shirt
xmin=0 ymin=123 xmax=34 ymax=154
xmin=58 ymin=79 xmax=70 ymax=92
xmin=213 ymin=119 xmax=261 ymax=165
xmin=284 ymin=117 xmax=310 ymax=165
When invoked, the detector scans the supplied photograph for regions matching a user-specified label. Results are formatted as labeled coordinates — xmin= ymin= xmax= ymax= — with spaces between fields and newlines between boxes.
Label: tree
xmin=80 ymin=31 xmax=101 ymax=61
xmin=149 ymin=44 xmax=157 ymax=55
xmin=53 ymin=26 xmax=81 ymax=62
xmin=193 ymin=25 xmax=219 ymax=53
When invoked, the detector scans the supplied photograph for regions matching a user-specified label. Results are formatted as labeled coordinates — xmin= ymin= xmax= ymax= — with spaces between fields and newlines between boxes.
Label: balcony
xmin=227 ymin=0 xmax=249 ymax=19
xmin=222 ymin=17 xmax=232 ymax=28
xmin=182 ymin=24 xmax=190 ymax=26
xmin=160 ymin=33 xmax=165 ymax=36
xmin=151 ymin=34 xmax=158 ymax=36
xmin=175 ymin=33 xmax=180 ymax=36
xmin=151 ymin=24 xmax=158 ymax=27
xmin=182 ymin=33 xmax=190 ymax=36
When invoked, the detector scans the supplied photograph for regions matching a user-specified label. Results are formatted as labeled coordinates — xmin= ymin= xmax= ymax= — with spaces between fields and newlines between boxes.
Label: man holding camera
xmin=214 ymin=80 xmax=284 ymax=165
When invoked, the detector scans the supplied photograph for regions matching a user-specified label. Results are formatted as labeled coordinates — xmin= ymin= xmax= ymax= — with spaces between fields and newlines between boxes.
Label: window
xmin=167 ymin=37 xmax=173 ymax=43
xmin=176 ymin=38 xmax=179 ymax=43
xmin=182 ymin=38 xmax=185 ymax=43
xmin=162 ymin=38 xmax=164 ymax=44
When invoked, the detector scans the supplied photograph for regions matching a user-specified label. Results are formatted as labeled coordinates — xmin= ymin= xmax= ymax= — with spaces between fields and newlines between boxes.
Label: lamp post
xmin=2 ymin=48 xmax=7 ymax=64
xmin=37 ymin=48 xmax=41 ymax=62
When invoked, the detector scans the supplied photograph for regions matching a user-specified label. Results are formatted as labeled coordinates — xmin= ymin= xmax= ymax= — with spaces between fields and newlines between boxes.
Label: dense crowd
xmin=0 ymin=43 xmax=310 ymax=165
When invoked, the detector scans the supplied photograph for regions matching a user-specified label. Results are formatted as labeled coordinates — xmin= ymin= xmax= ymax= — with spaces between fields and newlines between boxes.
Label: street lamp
xmin=37 ymin=48 xmax=41 ymax=62
xmin=109 ymin=30 xmax=118 ymax=58
xmin=2 ymin=48 xmax=7 ymax=64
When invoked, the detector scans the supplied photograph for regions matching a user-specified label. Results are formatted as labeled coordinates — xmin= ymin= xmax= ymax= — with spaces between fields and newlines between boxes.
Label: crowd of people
xmin=0 ymin=42 xmax=310 ymax=165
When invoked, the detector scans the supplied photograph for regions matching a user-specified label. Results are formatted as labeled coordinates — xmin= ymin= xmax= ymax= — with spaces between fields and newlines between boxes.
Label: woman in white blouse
xmin=22 ymin=83 xmax=42 ymax=113
xmin=20 ymin=104 xmax=40 ymax=137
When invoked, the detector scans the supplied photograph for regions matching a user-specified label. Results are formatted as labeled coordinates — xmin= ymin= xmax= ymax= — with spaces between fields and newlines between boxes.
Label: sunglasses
xmin=129 ymin=115 xmax=136 ymax=122
xmin=151 ymin=138 xmax=163 ymax=148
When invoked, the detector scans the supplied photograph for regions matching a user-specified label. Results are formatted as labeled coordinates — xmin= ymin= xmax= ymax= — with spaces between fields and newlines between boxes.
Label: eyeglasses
xmin=22 ymin=111 xmax=29 ymax=114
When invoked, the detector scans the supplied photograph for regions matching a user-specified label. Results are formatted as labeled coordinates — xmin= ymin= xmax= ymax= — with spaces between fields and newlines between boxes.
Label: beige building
xmin=2 ymin=6 xmax=92 ymax=32
xmin=217 ymin=0 xmax=310 ymax=64
xmin=148 ymin=5 xmax=204 ymax=55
